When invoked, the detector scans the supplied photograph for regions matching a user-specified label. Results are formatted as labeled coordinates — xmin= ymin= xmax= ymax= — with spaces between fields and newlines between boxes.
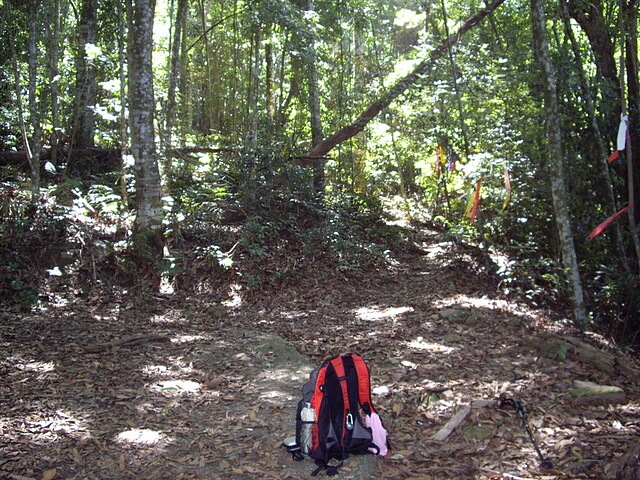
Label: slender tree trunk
xmin=439 ymin=0 xmax=470 ymax=159
xmin=128 ymin=0 xmax=164 ymax=259
xmin=247 ymin=29 xmax=261 ymax=150
xmin=118 ymin=0 xmax=129 ymax=213
xmin=531 ymin=0 xmax=587 ymax=328
xmin=164 ymin=0 xmax=188 ymax=179
xmin=179 ymin=5 xmax=190 ymax=138
xmin=304 ymin=0 xmax=506 ymax=159
xmin=47 ymin=0 xmax=61 ymax=167
xmin=27 ymin=0 xmax=42 ymax=201
xmin=265 ymin=41 xmax=276 ymax=123
xmin=306 ymin=0 xmax=325 ymax=192
xmin=165 ymin=0 xmax=188 ymax=142
xmin=5 ymin=5 xmax=31 ymax=183
xmin=73 ymin=0 xmax=98 ymax=148
xmin=196 ymin=0 xmax=213 ymax=135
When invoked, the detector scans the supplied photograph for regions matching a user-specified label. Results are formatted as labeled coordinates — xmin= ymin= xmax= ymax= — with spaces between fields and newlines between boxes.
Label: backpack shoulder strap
xmin=329 ymin=356 xmax=353 ymax=439
xmin=349 ymin=354 xmax=376 ymax=415
xmin=309 ymin=361 xmax=331 ymax=453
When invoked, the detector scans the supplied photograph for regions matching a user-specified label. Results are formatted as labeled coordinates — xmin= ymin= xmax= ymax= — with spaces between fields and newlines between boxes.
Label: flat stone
xmin=463 ymin=425 xmax=493 ymax=441
xmin=567 ymin=382 xmax=626 ymax=406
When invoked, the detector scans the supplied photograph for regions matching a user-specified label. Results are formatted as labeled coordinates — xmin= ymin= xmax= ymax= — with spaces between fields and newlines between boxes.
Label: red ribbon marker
xmin=587 ymin=205 xmax=632 ymax=240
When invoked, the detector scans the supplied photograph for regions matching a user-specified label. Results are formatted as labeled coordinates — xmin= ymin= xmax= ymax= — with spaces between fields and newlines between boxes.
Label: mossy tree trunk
xmin=531 ymin=0 xmax=587 ymax=328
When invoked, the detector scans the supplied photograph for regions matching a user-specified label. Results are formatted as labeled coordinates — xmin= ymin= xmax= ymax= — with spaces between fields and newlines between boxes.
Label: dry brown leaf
xmin=42 ymin=469 xmax=57 ymax=480
xmin=202 ymin=377 xmax=225 ymax=389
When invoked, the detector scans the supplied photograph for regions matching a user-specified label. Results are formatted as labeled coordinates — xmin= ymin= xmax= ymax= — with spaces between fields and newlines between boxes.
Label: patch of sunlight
xmin=433 ymin=294 xmax=545 ymax=321
xmin=355 ymin=306 xmax=414 ymax=321
xmin=171 ymin=334 xmax=209 ymax=344
xmin=260 ymin=390 xmax=289 ymax=400
xmin=281 ymin=310 xmax=309 ymax=320
xmin=394 ymin=8 xmax=426 ymax=28
xmin=223 ymin=282 xmax=243 ymax=308
xmin=151 ymin=379 xmax=201 ymax=394
xmin=17 ymin=360 xmax=56 ymax=373
xmin=617 ymin=401 xmax=640 ymax=415
xmin=407 ymin=336 xmax=455 ymax=354
xmin=372 ymin=385 xmax=390 ymax=396
xmin=422 ymin=242 xmax=450 ymax=259
xmin=159 ymin=276 xmax=174 ymax=294
xmin=48 ymin=410 xmax=90 ymax=436
xmin=166 ymin=356 xmax=195 ymax=373
xmin=387 ymin=58 xmax=420 ymax=84
xmin=401 ymin=359 xmax=417 ymax=369
xmin=149 ymin=313 xmax=183 ymax=324
xmin=116 ymin=428 xmax=168 ymax=446
xmin=44 ymin=293 xmax=70 ymax=308
xmin=262 ymin=368 xmax=310 ymax=383
xmin=2 ymin=410 xmax=90 ymax=441
xmin=142 ymin=364 xmax=169 ymax=375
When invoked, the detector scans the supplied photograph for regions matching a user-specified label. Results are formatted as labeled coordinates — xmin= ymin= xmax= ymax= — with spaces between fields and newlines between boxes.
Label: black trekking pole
xmin=500 ymin=398 xmax=553 ymax=470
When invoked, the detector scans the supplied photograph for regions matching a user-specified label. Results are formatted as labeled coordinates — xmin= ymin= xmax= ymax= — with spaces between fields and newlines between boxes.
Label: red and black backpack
xmin=295 ymin=353 xmax=388 ymax=476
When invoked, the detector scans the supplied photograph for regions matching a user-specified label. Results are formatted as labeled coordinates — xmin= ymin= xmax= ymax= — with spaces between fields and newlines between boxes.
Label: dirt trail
xmin=1 ymin=228 xmax=639 ymax=479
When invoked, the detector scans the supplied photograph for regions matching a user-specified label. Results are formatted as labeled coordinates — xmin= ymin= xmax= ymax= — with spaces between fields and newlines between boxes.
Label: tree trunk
xmin=531 ymin=0 xmax=587 ymax=328
xmin=196 ymin=0 xmax=214 ymax=135
xmin=165 ymin=0 xmax=188 ymax=143
xmin=73 ymin=0 xmax=98 ymax=148
xmin=304 ymin=0 xmax=506 ymax=159
xmin=118 ymin=0 xmax=129 ymax=212
xmin=128 ymin=0 xmax=164 ymax=260
xmin=439 ymin=0 xmax=470 ymax=158
xmin=622 ymin=1 xmax=640 ymax=256
xmin=47 ymin=0 xmax=61 ymax=168
xmin=306 ymin=0 xmax=325 ymax=192
xmin=247 ymin=29 xmax=261 ymax=150
xmin=163 ymin=0 xmax=188 ymax=180
xmin=7 ymin=23 xmax=34 ymax=188
xmin=27 ymin=0 xmax=42 ymax=202
xmin=566 ymin=0 xmax=621 ymax=140
xmin=265 ymin=41 xmax=276 ymax=123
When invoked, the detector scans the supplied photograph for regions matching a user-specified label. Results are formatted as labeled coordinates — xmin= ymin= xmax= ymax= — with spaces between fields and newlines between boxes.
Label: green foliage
xmin=230 ymin=146 xmax=400 ymax=286
xmin=496 ymin=246 xmax=569 ymax=308
xmin=0 ymin=187 xmax=68 ymax=309
xmin=2 ymin=262 xmax=39 ymax=310
xmin=163 ymin=144 xmax=405 ymax=290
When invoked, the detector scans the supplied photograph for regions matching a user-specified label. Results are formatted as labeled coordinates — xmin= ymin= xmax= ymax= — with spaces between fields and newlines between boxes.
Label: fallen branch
xmin=83 ymin=334 xmax=171 ymax=354
xmin=305 ymin=0 xmax=506 ymax=158
xmin=432 ymin=404 xmax=471 ymax=441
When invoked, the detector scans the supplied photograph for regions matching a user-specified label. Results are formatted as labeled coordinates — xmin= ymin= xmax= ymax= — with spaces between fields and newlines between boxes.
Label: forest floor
xmin=1 ymin=224 xmax=639 ymax=480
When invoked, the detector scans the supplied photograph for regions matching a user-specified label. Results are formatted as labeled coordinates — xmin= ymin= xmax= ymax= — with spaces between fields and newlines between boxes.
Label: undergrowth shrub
xmin=166 ymin=147 xmax=407 ymax=291
xmin=0 ymin=187 xmax=68 ymax=309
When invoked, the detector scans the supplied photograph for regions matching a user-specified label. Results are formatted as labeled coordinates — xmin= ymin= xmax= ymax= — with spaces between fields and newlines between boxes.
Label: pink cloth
xmin=365 ymin=413 xmax=388 ymax=456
